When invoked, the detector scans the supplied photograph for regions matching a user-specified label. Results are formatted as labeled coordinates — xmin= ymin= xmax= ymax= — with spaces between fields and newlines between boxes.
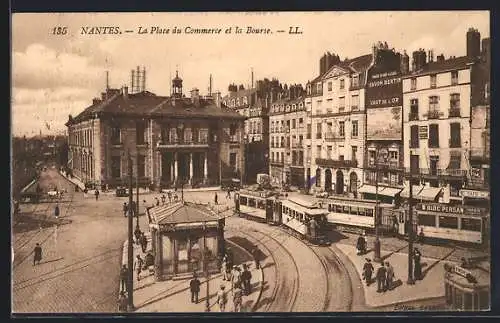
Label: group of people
xmin=134 ymin=227 xmax=149 ymax=253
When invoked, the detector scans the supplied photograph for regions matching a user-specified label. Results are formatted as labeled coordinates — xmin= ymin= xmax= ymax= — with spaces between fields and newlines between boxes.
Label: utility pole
xmin=204 ymin=225 xmax=210 ymax=312
xmin=373 ymin=162 xmax=381 ymax=263
xmin=136 ymin=165 xmax=140 ymax=229
xmin=127 ymin=151 xmax=134 ymax=310
xmin=407 ymin=166 xmax=415 ymax=285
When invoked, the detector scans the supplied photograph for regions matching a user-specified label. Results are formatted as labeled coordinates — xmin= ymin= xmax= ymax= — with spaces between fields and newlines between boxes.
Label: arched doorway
xmin=336 ymin=170 xmax=344 ymax=195
xmin=349 ymin=172 xmax=358 ymax=197
xmin=325 ymin=169 xmax=332 ymax=192
xmin=315 ymin=168 xmax=321 ymax=187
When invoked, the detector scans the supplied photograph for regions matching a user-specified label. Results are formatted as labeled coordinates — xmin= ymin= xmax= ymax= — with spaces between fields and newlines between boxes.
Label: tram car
xmin=324 ymin=196 xmax=395 ymax=234
xmin=281 ymin=196 xmax=330 ymax=245
xmin=235 ymin=189 xmax=277 ymax=223
xmin=407 ymin=203 xmax=488 ymax=245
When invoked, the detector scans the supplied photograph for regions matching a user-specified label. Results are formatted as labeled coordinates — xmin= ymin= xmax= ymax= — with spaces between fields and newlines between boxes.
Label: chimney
xmin=437 ymin=54 xmax=445 ymax=63
xmin=131 ymin=70 xmax=135 ymax=94
xmin=400 ymin=50 xmax=410 ymax=74
xmin=123 ymin=86 xmax=128 ymax=100
xmin=101 ymin=92 xmax=107 ymax=101
xmin=136 ymin=66 xmax=141 ymax=93
xmin=92 ymin=98 xmax=101 ymax=105
xmin=191 ymin=88 xmax=200 ymax=106
xmin=213 ymin=91 xmax=221 ymax=108
xmin=466 ymin=27 xmax=481 ymax=59
xmin=142 ymin=67 xmax=146 ymax=92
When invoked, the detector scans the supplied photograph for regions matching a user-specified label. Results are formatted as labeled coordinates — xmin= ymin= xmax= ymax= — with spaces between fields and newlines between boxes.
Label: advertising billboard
xmin=366 ymin=106 xmax=402 ymax=140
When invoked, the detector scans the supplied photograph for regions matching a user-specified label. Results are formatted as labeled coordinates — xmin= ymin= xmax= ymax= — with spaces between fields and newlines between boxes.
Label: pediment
xmin=322 ymin=66 xmax=349 ymax=80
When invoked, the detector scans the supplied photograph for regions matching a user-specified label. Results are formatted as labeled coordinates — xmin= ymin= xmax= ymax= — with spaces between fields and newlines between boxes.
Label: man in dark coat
xmin=54 ymin=204 xmax=60 ymax=219
xmin=140 ymin=233 xmax=148 ymax=253
xmin=117 ymin=291 xmax=128 ymax=312
xmin=356 ymin=234 xmax=366 ymax=255
xmin=413 ymin=248 xmax=422 ymax=280
xmin=362 ymin=258 xmax=374 ymax=286
xmin=134 ymin=227 xmax=142 ymax=245
xmin=241 ymin=264 xmax=252 ymax=295
xmin=33 ymin=243 xmax=42 ymax=266
xmin=120 ymin=265 xmax=128 ymax=292
xmin=94 ymin=189 xmax=100 ymax=201
xmin=189 ymin=273 xmax=201 ymax=303
xmin=123 ymin=202 xmax=128 ymax=217
xmin=214 ymin=193 xmax=218 ymax=205
xmin=376 ymin=263 xmax=387 ymax=292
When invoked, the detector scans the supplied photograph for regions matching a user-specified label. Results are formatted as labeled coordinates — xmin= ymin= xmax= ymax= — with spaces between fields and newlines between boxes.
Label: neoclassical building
xmin=66 ymin=72 xmax=246 ymax=189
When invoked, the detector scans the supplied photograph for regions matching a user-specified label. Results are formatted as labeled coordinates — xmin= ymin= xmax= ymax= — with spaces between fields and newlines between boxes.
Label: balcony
xmin=403 ymin=168 xmax=467 ymax=178
xmin=292 ymin=142 xmax=304 ymax=149
xmin=324 ymin=133 xmax=345 ymax=142
xmin=156 ymin=138 xmax=209 ymax=148
xmin=465 ymin=178 xmax=490 ymax=190
xmin=270 ymin=160 xmax=284 ymax=167
xmin=449 ymin=139 xmax=461 ymax=148
xmin=315 ymin=158 xmax=358 ymax=168
xmin=291 ymin=160 xmax=304 ymax=167
xmin=426 ymin=109 xmax=443 ymax=120
xmin=351 ymin=105 xmax=359 ymax=112
xmin=366 ymin=160 xmax=401 ymax=170
xmin=229 ymin=135 xmax=241 ymax=143
xmin=408 ymin=112 xmax=419 ymax=121
xmin=449 ymin=108 xmax=461 ymax=118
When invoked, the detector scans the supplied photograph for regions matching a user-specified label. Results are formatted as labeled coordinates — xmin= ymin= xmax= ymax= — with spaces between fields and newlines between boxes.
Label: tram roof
xmin=239 ymin=189 xmax=276 ymax=198
xmin=323 ymin=196 xmax=393 ymax=208
xmin=282 ymin=199 xmax=329 ymax=215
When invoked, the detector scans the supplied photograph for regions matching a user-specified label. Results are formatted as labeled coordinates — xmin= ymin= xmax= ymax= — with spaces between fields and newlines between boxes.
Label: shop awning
xmin=416 ymin=186 xmax=442 ymax=201
xmin=400 ymin=185 xmax=424 ymax=199
xmin=358 ymin=185 xmax=378 ymax=195
xmin=380 ymin=186 xmax=403 ymax=197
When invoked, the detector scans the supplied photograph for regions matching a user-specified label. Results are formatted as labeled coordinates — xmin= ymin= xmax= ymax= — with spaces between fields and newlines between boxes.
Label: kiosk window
xmin=418 ymin=213 xmax=436 ymax=227
xmin=461 ymin=218 xmax=481 ymax=232
xmin=439 ymin=216 xmax=458 ymax=229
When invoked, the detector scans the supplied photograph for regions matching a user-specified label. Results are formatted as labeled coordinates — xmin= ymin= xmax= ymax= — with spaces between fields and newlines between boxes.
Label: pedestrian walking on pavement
xmin=226 ymin=248 xmax=234 ymax=268
xmin=118 ymin=291 xmax=128 ymax=312
xmin=33 ymin=243 xmax=42 ymax=266
xmin=252 ymin=248 xmax=260 ymax=269
xmin=241 ymin=264 xmax=252 ymax=295
xmin=54 ymin=204 xmax=60 ymax=219
xmin=140 ymin=232 xmax=148 ymax=253
xmin=221 ymin=257 xmax=229 ymax=281
xmin=155 ymin=197 xmax=160 ymax=207
xmin=376 ymin=263 xmax=387 ymax=293
xmin=362 ymin=258 xmax=374 ymax=286
xmin=231 ymin=265 xmax=242 ymax=290
xmin=385 ymin=261 xmax=394 ymax=291
xmin=130 ymin=200 xmax=136 ymax=216
xmin=189 ymin=273 xmax=201 ymax=303
xmin=145 ymin=251 xmax=155 ymax=276
xmin=134 ymin=254 xmax=144 ymax=281
xmin=94 ymin=189 xmax=100 ymax=201
xmin=418 ymin=228 xmax=425 ymax=245
xmin=214 ymin=193 xmax=218 ymax=205
xmin=161 ymin=194 xmax=166 ymax=205
xmin=123 ymin=202 xmax=128 ymax=217
xmin=356 ymin=234 xmax=366 ymax=255
xmin=226 ymin=188 xmax=231 ymax=200
xmin=167 ymin=191 xmax=172 ymax=203
xmin=120 ymin=265 xmax=129 ymax=292
xmin=413 ymin=248 xmax=422 ymax=280
xmin=216 ymin=284 xmax=228 ymax=312
xmin=232 ymin=285 xmax=243 ymax=312
xmin=134 ymin=227 xmax=142 ymax=245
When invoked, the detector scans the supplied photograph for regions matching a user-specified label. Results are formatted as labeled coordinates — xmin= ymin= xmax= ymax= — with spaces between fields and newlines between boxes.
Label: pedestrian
xmin=123 ymin=202 xmax=128 ymax=217
xmin=216 ymin=284 xmax=228 ymax=312
xmin=120 ymin=265 xmax=128 ymax=292
xmin=376 ymin=263 xmax=387 ymax=293
xmin=221 ymin=257 xmax=229 ymax=281
xmin=33 ymin=243 xmax=42 ymax=266
xmin=252 ymin=248 xmax=260 ymax=269
xmin=117 ymin=291 xmax=128 ymax=312
xmin=140 ymin=233 xmax=148 ymax=253
xmin=418 ymin=228 xmax=425 ymax=245
xmin=413 ymin=248 xmax=422 ymax=280
xmin=231 ymin=265 xmax=242 ymax=290
xmin=94 ymin=189 xmax=100 ymax=201
xmin=134 ymin=254 xmax=144 ymax=281
xmin=145 ymin=251 xmax=155 ymax=275
xmin=161 ymin=194 xmax=166 ymax=205
xmin=130 ymin=200 xmax=136 ymax=216
xmin=241 ymin=264 xmax=252 ymax=295
xmin=226 ymin=188 xmax=231 ymax=200
xmin=362 ymin=258 xmax=374 ymax=286
xmin=385 ymin=261 xmax=394 ymax=291
xmin=54 ymin=204 xmax=60 ymax=219
xmin=356 ymin=234 xmax=366 ymax=255
xmin=189 ymin=273 xmax=201 ymax=303
xmin=155 ymin=197 xmax=160 ymax=207
xmin=167 ymin=191 xmax=172 ymax=203
xmin=173 ymin=193 xmax=178 ymax=202
xmin=214 ymin=193 xmax=218 ymax=205
xmin=83 ymin=187 xmax=88 ymax=198
xmin=134 ymin=227 xmax=142 ymax=245
xmin=232 ymin=285 xmax=243 ymax=312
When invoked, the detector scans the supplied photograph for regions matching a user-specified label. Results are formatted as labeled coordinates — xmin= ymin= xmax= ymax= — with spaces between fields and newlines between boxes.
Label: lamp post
xmin=373 ymin=149 xmax=388 ymax=263
xmin=203 ymin=223 xmax=211 ymax=312
xmin=406 ymin=164 xmax=415 ymax=285
xmin=127 ymin=150 xmax=135 ymax=311
xmin=136 ymin=164 xmax=140 ymax=230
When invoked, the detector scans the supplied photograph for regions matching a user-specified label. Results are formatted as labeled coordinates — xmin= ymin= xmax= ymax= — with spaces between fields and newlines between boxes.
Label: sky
xmin=11 ymin=11 xmax=489 ymax=137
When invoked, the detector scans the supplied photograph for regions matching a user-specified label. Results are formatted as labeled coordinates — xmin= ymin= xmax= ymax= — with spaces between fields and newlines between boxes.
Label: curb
xmin=225 ymin=240 xmax=264 ymax=313
xmin=59 ymin=171 xmax=85 ymax=190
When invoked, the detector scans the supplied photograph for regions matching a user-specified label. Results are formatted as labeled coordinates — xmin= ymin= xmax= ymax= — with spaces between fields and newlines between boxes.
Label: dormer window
xmin=351 ymin=74 xmax=359 ymax=88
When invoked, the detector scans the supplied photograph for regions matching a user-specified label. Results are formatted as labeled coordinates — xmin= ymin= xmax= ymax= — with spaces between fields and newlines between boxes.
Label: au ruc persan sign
xmin=417 ymin=203 xmax=485 ymax=216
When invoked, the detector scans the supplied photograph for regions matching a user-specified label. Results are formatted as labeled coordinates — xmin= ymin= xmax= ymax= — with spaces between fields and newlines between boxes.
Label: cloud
xmin=12 ymin=87 xmax=94 ymax=105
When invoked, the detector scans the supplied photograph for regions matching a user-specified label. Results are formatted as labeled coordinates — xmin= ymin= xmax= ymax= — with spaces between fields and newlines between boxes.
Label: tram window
xmin=350 ymin=206 xmax=358 ymax=215
xmin=365 ymin=209 xmax=374 ymax=217
xmin=439 ymin=216 xmax=458 ymax=229
xmin=248 ymin=198 xmax=256 ymax=208
xmin=461 ymin=218 xmax=481 ymax=232
xmin=240 ymin=197 xmax=247 ymax=205
xmin=258 ymin=200 xmax=265 ymax=209
xmin=343 ymin=205 xmax=350 ymax=213
xmin=328 ymin=204 xmax=332 ymax=212
xmin=418 ymin=214 xmax=436 ymax=227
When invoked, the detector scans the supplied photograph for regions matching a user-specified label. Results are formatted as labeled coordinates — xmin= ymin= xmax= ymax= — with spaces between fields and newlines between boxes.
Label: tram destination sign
xmin=417 ymin=203 xmax=485 ymax=216
xmin=459 ymin=189 xmax=490 ymax=199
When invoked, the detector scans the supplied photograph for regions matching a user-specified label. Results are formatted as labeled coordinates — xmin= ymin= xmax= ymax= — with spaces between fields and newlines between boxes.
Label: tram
xmin=324 ymin=196 xmax=395 ymax=234
xmin=235 ymin=189 xmax=276 ymax=223
xmin=281 ymin=196 xmax=330 ymax=245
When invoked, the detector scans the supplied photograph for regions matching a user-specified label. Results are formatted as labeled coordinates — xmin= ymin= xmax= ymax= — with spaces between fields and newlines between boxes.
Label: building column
xmin=204 ymin=152 xmax=208 ymax=184
xmin=189 ymin=153 xmax=193 ymax=185
xmin=173 ymin=152 xmax=178 ymax=185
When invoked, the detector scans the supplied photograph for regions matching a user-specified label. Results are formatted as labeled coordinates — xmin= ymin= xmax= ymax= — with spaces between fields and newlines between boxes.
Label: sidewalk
xmin=336 ymin=243 xmax=457 ymax=309
xmin=120 ymin=233 xmax=263 ymax=313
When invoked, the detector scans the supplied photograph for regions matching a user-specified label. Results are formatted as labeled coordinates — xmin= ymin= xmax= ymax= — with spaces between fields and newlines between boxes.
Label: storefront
xmin=358 ymin=184 xmax=402 ymax=205
xmin=444 ymin=262 xmax=490 ymax=310
xmin=400 ymin=185 xmax=442 ymax=203
xmin=148 ymin=201 xmax=224 ymax=281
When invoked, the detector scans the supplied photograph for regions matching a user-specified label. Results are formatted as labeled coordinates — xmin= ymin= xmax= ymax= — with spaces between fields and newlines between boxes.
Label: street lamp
xmin=406 ymin=164 xmax=415 ymax=285
xmin=373 ymin=148 xmax=388 ymax=263
xmin=202 ymin=223 xmax=211 ymax=312
xmin=127 ymin=150 xmax=135 ymax=311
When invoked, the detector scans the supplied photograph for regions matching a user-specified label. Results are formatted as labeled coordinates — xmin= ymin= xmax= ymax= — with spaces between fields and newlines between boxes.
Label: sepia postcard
xmin=11 ymin=11 xmax=491 ymax=315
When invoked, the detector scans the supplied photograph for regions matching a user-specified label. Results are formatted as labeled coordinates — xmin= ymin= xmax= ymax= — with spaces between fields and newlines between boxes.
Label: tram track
xmin=226 ymin=222 xmax=301 ymax=312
